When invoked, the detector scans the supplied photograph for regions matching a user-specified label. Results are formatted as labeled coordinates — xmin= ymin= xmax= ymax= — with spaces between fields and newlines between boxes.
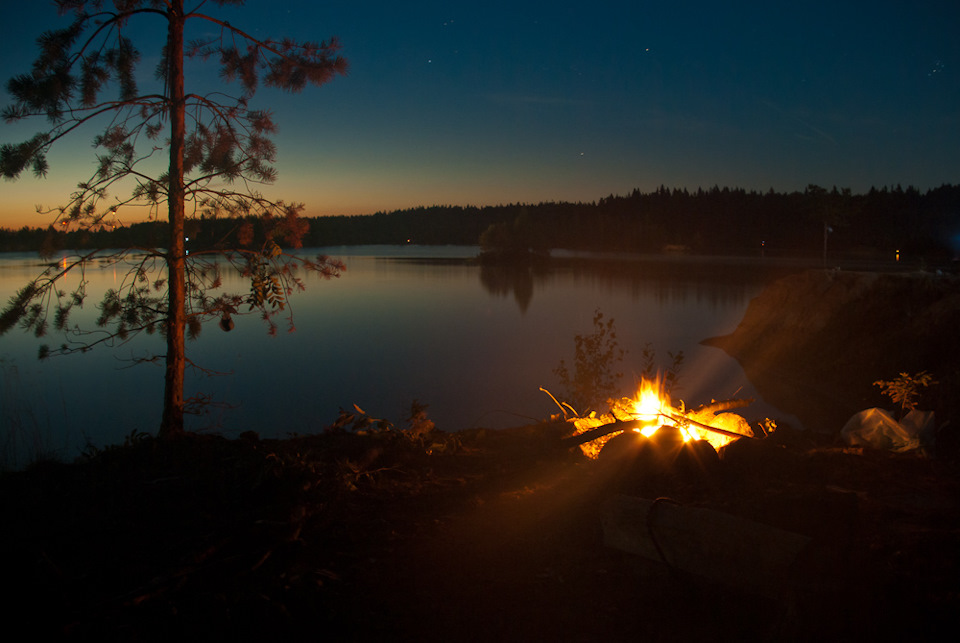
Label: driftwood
xmin=601 ymin=495 xmax=811 ymax=598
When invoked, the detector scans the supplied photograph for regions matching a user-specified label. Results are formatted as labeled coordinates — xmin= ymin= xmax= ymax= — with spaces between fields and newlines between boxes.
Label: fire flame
xmin=572 ymin=376 xmax=751 ymax=458
xmin=630 ymin=378 xmax=706 ymax=443
xmin=633 ymin=379 xmax=666 ymax=436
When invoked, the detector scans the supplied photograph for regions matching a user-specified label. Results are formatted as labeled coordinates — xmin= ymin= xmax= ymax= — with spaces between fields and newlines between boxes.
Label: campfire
xmin=565 ymin=376 xmax=758 ymax=460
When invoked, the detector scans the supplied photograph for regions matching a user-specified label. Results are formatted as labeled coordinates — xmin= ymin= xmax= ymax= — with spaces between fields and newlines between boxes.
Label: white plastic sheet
xmin=841 ymin=408 xmax=935 ymax=452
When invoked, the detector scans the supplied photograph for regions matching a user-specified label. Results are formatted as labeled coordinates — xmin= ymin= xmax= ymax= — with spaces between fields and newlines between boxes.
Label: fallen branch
xmin=561 ymin=419 xmax=643 ymax=448
xmin=539 ymin=386 xmax=579 ymax=418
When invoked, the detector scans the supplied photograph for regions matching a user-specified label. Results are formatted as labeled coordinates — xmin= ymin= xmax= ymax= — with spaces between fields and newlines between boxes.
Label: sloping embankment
xmin=705 ymin=269 xmax=960 ymax=435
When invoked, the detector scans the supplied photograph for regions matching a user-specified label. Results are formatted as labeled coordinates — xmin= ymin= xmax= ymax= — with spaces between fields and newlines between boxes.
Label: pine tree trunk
xmin=160 ymin=2 xmax=187 ymax=438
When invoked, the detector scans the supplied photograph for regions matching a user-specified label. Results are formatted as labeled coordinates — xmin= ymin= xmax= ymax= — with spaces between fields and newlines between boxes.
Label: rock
xmin=705 ymin=270 xmax=960 ymax=435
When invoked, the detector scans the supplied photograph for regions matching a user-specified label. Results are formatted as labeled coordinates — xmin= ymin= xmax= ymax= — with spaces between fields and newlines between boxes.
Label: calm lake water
xmin=1 ymin=245 xmax=806 ymax=466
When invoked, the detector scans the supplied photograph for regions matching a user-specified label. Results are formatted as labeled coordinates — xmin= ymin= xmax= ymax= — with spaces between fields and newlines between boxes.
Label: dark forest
xmin=3 ymin=184 xmax=959 ymax=262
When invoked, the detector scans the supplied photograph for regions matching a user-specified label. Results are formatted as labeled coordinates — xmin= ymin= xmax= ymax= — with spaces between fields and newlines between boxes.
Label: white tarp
xmin=841 ymin=408 xmax=936 ymax=452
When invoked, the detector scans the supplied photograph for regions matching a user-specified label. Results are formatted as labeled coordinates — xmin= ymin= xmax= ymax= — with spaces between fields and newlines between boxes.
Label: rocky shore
xmin=705 ymin=268 xmax=960 ymax=448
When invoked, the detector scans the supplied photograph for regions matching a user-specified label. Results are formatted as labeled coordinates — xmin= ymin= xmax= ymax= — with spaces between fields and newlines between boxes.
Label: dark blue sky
xmin=2 ymin=0 xmax=958 ymax=226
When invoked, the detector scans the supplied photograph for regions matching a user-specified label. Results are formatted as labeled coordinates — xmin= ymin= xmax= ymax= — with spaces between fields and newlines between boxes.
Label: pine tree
xmin=0 ymin=0 xmax=348 ymax=437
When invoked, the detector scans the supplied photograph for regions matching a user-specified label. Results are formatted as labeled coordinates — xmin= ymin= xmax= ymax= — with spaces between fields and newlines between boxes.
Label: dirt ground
xmin=2 ymin=421 xmax=957 ymax=642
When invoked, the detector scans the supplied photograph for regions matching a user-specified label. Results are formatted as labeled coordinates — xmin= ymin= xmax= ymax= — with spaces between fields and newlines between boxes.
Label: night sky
xmin=1 ymin=0 xmax=958 ymax=228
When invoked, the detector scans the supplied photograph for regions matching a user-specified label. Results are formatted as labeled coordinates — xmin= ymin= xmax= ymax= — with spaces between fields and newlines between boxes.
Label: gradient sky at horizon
xmin=1 ymin=0 xmax=958 ymax=229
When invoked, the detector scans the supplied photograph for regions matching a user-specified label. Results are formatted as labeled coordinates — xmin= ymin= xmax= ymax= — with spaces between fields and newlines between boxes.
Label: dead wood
xmin=561 ymin=419 xmax=643 ymax=448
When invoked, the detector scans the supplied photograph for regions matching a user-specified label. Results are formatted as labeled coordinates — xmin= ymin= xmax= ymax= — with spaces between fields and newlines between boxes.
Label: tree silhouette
xmin=0 ymin=0 xmax=348 ymax=437
xmin=553 ymin=309 xmax=626 ymax=414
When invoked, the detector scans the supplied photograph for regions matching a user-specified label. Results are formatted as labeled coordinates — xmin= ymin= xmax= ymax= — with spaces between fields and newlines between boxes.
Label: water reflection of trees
xmin=479 ymin=257 xmax=802 ymax=312
xmin=478 ymin=263 xmax=539 ymax=312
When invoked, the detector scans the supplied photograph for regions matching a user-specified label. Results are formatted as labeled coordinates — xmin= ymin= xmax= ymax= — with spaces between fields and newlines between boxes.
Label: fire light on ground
xmin=571 ymin=377 xmax=756 ymax=459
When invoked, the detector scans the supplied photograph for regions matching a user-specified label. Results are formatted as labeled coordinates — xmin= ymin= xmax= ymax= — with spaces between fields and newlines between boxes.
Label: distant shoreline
xmin=2 ymin=184 xmax=959 ymax=260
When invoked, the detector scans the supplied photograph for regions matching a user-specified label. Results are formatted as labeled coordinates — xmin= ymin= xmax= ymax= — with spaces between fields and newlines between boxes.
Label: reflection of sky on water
xmin=1 ymin=247 xmax=801 ymax=465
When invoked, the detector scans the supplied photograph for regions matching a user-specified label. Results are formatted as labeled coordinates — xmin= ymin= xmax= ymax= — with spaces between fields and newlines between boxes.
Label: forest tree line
xmin=1 ymin=184 xmax=958 ymax=261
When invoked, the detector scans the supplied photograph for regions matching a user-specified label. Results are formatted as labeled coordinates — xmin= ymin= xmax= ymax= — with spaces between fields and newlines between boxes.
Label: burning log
xmin=690 ymin=398 xmax=754 ymax=415
xmin=561 ymin=402 xmax=756 ymax=451
xmin=660 ymin=409 xmax=756 ymax=440
xmin=562 ymin=419 xmax=643 ymax=449
xmin=550 ymin=375 xmax=759 ymax=459
xmin=601 ymin=494 xmax=811 ymax=598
